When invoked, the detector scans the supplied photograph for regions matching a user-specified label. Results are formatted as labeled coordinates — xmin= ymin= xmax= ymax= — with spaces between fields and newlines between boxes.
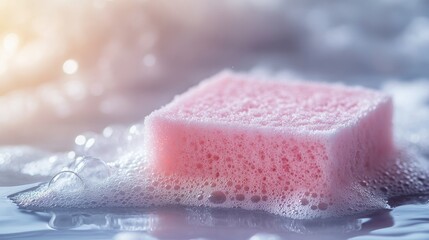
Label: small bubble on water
xmin=208 ymin=191 xmax=227 ymax=204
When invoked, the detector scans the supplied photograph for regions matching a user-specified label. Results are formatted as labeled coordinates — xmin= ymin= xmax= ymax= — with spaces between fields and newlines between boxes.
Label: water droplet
xmin=48 ymin=171 xmax=85 ymax=193
xmin=49 ymin=212 xmax=83 ymax=230
xmin=208 ymin=191 xmax=226 ymax=204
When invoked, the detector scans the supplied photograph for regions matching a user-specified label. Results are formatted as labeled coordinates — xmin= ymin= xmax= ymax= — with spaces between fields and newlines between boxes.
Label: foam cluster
xmin=8 ymin=74 xmax=429 ymax=220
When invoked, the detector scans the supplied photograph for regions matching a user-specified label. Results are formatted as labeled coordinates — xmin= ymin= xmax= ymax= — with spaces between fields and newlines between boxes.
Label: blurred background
xmin=1 ymin=0 xmax=429 ymax=151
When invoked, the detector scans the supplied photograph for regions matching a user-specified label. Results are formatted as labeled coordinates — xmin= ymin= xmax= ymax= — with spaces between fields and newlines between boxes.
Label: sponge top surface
xmin=155 ymin=72 xmax=390 ymax=133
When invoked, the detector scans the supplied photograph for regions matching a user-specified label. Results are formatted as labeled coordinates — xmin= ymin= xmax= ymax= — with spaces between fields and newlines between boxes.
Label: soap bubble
xmin=74 ymin=156 xmax=111 ymax=185
xmin=48 ymin=171 xmax=85 ymax=193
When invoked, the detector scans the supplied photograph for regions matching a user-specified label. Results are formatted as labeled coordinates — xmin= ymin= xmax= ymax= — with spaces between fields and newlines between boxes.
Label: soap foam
xmin=8 ymin=78 xmax=429 ymax=220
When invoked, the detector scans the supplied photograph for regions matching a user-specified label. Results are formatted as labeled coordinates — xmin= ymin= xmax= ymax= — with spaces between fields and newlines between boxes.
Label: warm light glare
xmin=2 ymin=33 xmax=20 ymax=53
xmin=0 ymin=64 xmax=6 ymax=75
xmin=62 ymin=59 xmax=79 ymax=75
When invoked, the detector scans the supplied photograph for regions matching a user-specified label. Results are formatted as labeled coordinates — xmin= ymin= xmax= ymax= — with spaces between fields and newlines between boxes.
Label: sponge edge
xmin=144 ymin=71 xmax=393 ymax=216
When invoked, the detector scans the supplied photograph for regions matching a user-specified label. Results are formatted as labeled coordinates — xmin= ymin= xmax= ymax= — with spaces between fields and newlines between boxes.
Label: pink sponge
xmin=144 ymin=72 xmax=393 ymax=210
